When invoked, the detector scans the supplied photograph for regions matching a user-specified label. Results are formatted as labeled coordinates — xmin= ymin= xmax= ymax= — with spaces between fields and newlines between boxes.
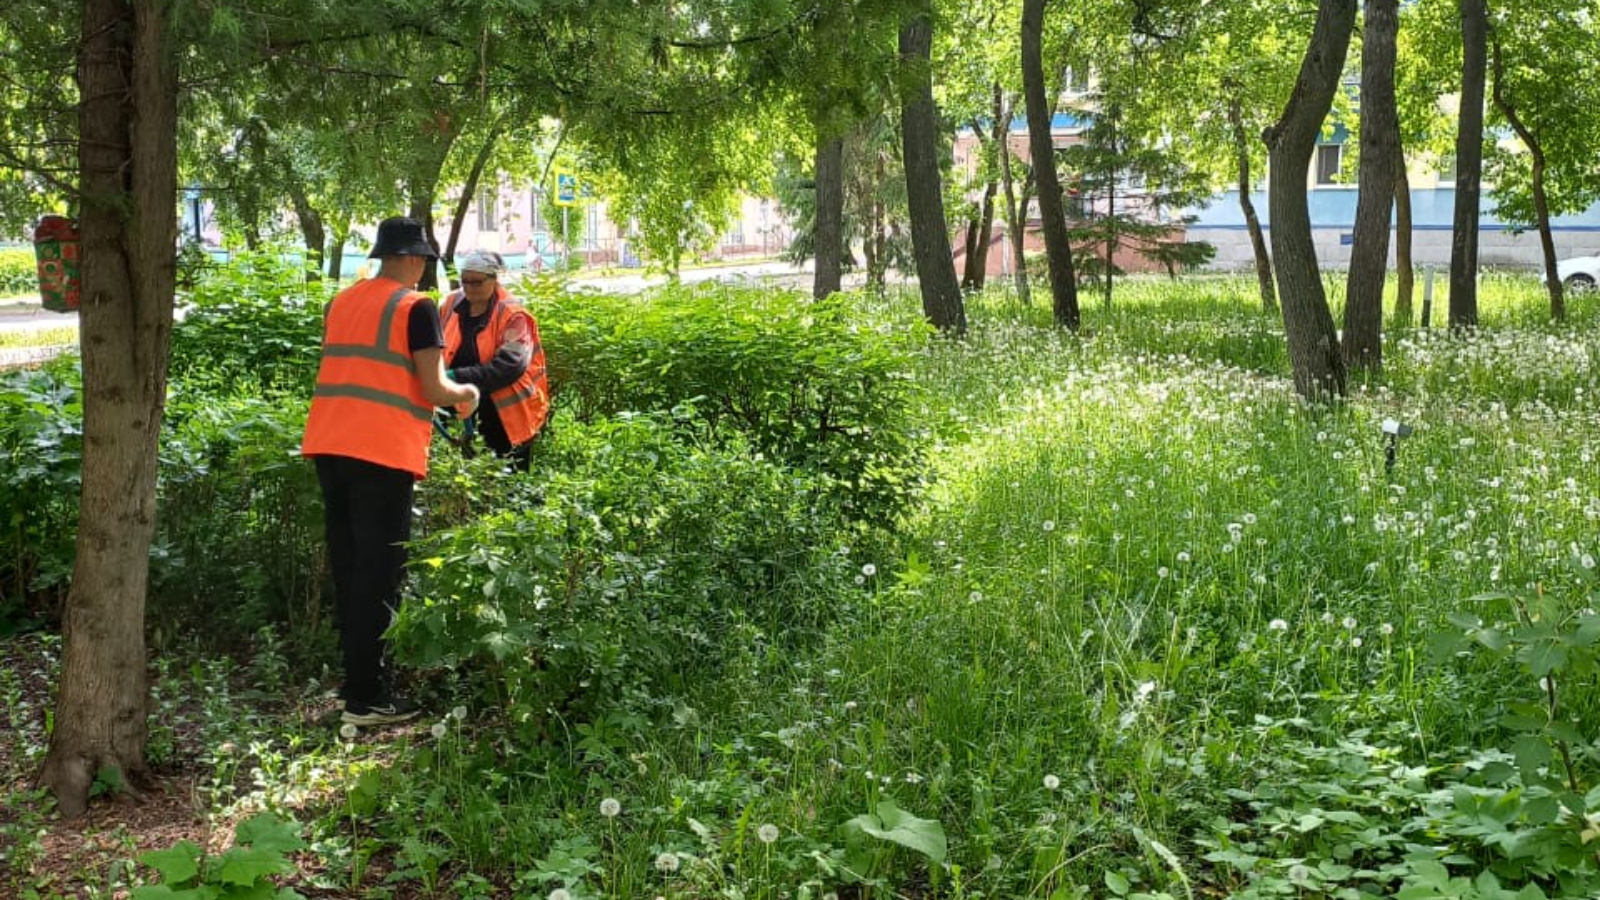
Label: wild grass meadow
xmin=3 ymin=266 xmax=1599 ymax=899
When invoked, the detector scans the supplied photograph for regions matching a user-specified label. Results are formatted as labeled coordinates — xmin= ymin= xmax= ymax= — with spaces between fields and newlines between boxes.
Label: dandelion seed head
xmin=452 ymin=705 xmax=468 ymax=721
xmin=600 ymin=797 xmax=622 ymax=818
xmin=655 ymin=852 xmax=679 ymax=873
xmin=339 ymin=723 xmax=358 ymax=740
xmin=861 ymin=563 xmax=877 ymax=577
xmin=757 ymin=823 xmax=780 ymax=844
xmin=430 ymin=722 xmax=447 ymax=740
xmin=1043 ymin=774 xmax=1061 ymax=790
xmin=1268 ymin=618 xmax=1288 ymax=632
xmin=1042 ymin=520 xmax=1056 ymax=532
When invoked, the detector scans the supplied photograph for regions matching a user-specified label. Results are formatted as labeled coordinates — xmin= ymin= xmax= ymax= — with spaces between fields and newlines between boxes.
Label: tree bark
xmin=1393 ymin=167 xmax=1414 ymax=324
xmin=327 ymin=216 xmax=350 ymax=282
xmin=962 ymin=180 xmax=996 ymax=291
xmin=898 ymin=6 xmax=966 ymax=334
xmin=814 ymin=134 xmax=845 ymax=299
xmin=1022 ymin=0 xmax=1080 ymax=330
xmin=995 ymin=85 xmax=1031 ymax=304
xmin=1343 ymin=0 xmax=1401 ymax=373
xmin=42 ymin=0 xmax=178 ymax=819
xmin=286 ymin=179 xmax=325 ymax=284
xmin=406 ymin=127 xmax=455 ymax=292
xmin=442 ymin=123 xmax=503 ymax=283
xmin=1448 ymin=0 xmax=1487 ymax=329
xmin=1491 ymin=42 xmax=1563 ymax=321
xmin=1228 ymin=95 xmax=1277 ymax=313
xmin=1263 ymin=0 xmax=1354 ymax=401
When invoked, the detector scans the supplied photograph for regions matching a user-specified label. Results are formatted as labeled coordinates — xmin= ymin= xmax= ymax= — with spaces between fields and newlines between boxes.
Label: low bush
xmin=0 ymin=364 xmax=82 ymax=628
xmin=0 ymin=247 xmax=34 ymax=297
xmin=169 ymin=249 xmax=328 ymax=394
xmin=531 ymin=281 xmax=930 ymax=526
xmin=392 ymin=413 xmax=858 ymax=734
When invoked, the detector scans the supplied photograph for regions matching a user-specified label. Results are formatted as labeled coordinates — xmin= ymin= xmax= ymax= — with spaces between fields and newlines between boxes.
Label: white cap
xmin=459 ymin=250 xmax=505 ymax=276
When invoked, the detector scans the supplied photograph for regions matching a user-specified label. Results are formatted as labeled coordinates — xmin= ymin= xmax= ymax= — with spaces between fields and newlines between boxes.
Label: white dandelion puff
xmin=600 ymin=797 xmax=622 ymax=818
xmin=339 ymin=723 xmax=358 ymax=740
xmin=655 ymin=852 xmax=679 ymax=873
xmin=861 ymin=563 xmax=877 ymax=577
xmin=1043 ymin=774 xmax=1061 ymax=790
xmin=1268 ymin=618 xmax=1289 ymax=632
xmin=430 ymin=722 xmax=448 ymax=740
xmin=757 ymin=823 xmax=780 ymax=844
xmin=452 ymin=705 xmax=468 ymax=721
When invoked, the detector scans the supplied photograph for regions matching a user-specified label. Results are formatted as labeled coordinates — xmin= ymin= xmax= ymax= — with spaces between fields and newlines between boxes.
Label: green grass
xmin=9 ymin=272 xmax=1600 ymax=900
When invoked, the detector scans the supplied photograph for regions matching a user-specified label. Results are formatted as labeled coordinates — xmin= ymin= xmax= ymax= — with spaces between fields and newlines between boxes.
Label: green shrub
xmin=169 ymin=249 xmax=329 ymax=394
xmin=149 ymin=390 xmax=326 ymax=657
xmin=0 ymin=247 xmax=34 ymax=297
xmin=392 ymin=413 xmax=856 ymax=732
xmin=0 ymin=365 xmax=82 ymax=627
xmin=531 ymin=281 xmax=929 ymax=525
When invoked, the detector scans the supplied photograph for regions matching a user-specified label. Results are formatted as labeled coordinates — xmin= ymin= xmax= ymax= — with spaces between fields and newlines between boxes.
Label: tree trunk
xmin=1490 ymin=43 xmax=1563 ymax=321
xmin=1102 ymin=177 xmax=1115 ymax=309
xmin=963 ymin=180 xmax=996 ymax=291
xmin=327 ymin=216 xmax=350 ymax=281
xmin=898 ymin=6 xmax=966 ymax=334
xmin=41 ymin=0 xmax=178 ymax=819
xmin=1393 ymin=167 xmax=1414 ymax=324
xmin=1022 ymin=0 xmax=1079 ymax=330
xmin=286 ymin=180 xmax=325 ymax=284
xmin=1448 ymin=0 xmax=1487 ymax=329
xmin=814 ymin=134 xmax=845 ymax=299
xmin=995 ymin=86 xmax=1031 ymax=305
xmin=1228 ymin=95 xmax=1277 ymax=313
xmin=1263 ymin=0 xmax=1354 ymax=401
xmin=443 ymin=124 xmax=503 ymax=283
xmin=1342 ymin=0 xmax=1401 ymax=374
xmin=406 ymin=128 xmax=455 ymax=292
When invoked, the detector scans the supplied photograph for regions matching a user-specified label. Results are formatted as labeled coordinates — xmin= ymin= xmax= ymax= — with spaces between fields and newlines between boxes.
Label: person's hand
xmin=455 ymin=383 xmax=480 ymax=418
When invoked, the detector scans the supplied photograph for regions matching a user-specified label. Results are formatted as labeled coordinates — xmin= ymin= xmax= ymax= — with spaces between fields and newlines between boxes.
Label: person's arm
xmin=416 ymin=346 xmax=479 ymax=412
xmin=408 ymin=297 xmax=478 ymax=413
xmin=447 ymin=312 xmax=534 ymax=393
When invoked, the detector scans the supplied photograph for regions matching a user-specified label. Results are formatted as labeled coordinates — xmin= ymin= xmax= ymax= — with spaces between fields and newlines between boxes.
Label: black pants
xmin=315 ymin=455 xmax=414 ymax=705
xmin=477 ymin=405 xmax=531 ymax=472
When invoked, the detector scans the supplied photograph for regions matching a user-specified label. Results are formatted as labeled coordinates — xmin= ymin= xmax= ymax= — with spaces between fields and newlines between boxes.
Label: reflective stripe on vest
xmin=442 ymin=289 xmax=550 ymax=445
xmin=303 ymin=282 xmax=435 ymax=476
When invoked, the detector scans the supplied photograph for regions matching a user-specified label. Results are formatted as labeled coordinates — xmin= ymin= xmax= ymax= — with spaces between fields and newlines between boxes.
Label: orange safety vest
xmin=441 ymin=287 xmax=550 ymax=446
xmin=302 ymin=279 xmax=436 ymax=478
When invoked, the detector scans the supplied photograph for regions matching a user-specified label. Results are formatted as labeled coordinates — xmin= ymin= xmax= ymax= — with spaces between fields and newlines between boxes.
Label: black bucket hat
xmin=369 ymin=217 xmax=437 ymax=259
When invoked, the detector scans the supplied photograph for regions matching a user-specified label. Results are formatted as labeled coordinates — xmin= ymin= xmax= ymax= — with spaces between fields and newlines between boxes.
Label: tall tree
xmin=1263 ymin=0 xmax=1355 ymax=401
xmin=1447 ymin=0 xmax=1487 ymax=328
xmin=1021 ymin=0 xmax=1079 ymax=330
xmin=39 ymin=0 xmax=179 ymax=818
xmin=1227 ymin=89 xmax=1277 ymax=312
xmin=898 ymin=3 xmax=966 ymax=333
xmin=1485 ymin=0 xmax=1600 ymax=321
xmin=1343 ymin=0 xmax=1402 ymax=373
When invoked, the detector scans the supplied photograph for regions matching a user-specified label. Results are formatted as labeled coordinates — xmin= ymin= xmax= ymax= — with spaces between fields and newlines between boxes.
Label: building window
xmin=725 ymin=219 xmax=745 ymax=246
xmin=584 ymin=206 xmax=600 ymax=250
xmin=1315 ymin=144 xmax=1341 ymax=185
xmin=478 ymin=187 xmax=498 ymax=231
xmin=1066 ymin=66 xmax=1090 ymax=95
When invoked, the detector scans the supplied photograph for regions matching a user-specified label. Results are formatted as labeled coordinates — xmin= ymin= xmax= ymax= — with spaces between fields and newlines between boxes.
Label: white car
xmin=1555 ymin=255 xmax=1600 ymax=293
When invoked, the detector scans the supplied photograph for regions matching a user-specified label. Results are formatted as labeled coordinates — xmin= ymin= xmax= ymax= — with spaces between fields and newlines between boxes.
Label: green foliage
xmin=392 ymin=413 xmax=857 ymax=731
xmin=134 ymin=812 xmax=306 ymax=900
xmin=168 ymin=249 xmax=329 ymax=394
xmin=534 ymin=282 xmax=929 ymax=525
xmin=0 ymin=364 xmax=81 ymax=626
xmin=0 ymin=247 xmax=34 ymax=296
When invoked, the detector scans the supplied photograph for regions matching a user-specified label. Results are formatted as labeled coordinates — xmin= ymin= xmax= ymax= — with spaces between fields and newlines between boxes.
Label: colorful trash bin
xmin=33 ymin=216 xmax=81 ymax=313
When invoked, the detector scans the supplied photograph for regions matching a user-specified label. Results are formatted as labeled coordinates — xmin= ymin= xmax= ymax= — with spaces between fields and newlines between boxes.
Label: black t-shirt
xmin=407 ymin=297 xmax=445 ymax=352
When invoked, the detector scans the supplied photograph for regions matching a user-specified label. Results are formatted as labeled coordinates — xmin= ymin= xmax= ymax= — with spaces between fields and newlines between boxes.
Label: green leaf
xmin=843 ymin=799 xmax=947 ymax=863
xmin=214 ymin=846 xmax=292 ymax=887
xmin=1105 ymin=871 xmax=1131 ymax=896
xmin=130 ymin=886 xmax=209 ymax=900
xmin=234 ymin=813 xmax=304 ymax=855
xmin=1514 ymin=734 xmax=1552 ymax=780
xmin=140 ymin=841 xmax=203 ymax=885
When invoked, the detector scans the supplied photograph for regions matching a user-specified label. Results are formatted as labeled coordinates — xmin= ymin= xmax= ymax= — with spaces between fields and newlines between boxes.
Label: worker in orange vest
xmin=303 ymin=217 xmax=480 ymax=727
xmin=441 ymin=250 xmax=550 ymax=470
